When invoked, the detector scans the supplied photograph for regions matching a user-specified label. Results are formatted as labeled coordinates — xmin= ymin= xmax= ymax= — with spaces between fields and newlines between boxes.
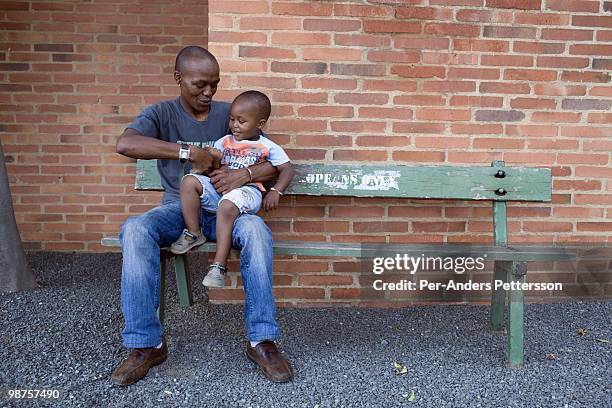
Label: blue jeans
xmin=119 ymin=200 xmax=279 ymax=348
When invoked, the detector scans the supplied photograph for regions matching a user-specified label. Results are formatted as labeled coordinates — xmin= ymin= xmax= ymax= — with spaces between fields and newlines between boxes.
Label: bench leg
xmin=490 ymin=260 xmax=510 ymax=331
xmin=156 ymin=255 xmax=167 ymax=323
xmin=506 ymin=261 xmax=527 ymax=368
xmin=175 ymin=254 xmax=193 ymax=308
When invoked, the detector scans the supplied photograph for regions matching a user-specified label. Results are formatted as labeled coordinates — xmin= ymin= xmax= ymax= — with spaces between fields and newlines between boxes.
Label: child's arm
xmin=263 ymin=162 xmax=294 ymax=212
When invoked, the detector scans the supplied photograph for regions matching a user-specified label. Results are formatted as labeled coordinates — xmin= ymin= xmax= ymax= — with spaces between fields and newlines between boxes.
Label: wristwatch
xmin=178 ymin=144 xmax=190 ymax=163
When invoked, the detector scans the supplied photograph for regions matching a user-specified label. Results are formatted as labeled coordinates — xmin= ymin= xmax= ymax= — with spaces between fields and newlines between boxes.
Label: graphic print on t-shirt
xmin=218 ymin=136 xmax=270 ymax=170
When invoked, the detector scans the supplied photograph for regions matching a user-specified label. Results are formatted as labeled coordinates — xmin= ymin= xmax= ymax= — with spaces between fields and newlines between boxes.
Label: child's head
xmin=229 ymin=90 xmax=271 ymax=141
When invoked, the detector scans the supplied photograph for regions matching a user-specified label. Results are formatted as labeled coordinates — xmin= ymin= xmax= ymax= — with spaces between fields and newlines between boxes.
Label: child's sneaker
xmin=202 ymin=262 xmax=227 ymax=288
xmin=170 ymin=229 xmax=206 ymax=254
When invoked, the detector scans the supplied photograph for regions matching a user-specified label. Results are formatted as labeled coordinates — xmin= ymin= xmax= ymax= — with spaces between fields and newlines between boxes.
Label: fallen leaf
xmin=393 ymin=362 xmax=408 ymax=375
xmin=407 ymin=390 xmax=416 ymax=402
xmin=545 ymin=353 xmax=557 ymax=360
xmin=576 ymin=328 xmax=588 ymax=336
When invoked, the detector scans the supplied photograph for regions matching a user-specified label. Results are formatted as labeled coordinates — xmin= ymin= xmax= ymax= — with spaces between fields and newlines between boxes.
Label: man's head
xmin=229 ymin=90 xmax=272 ymax=141
xmin=174 ymin=46 xmax=220 ymax=117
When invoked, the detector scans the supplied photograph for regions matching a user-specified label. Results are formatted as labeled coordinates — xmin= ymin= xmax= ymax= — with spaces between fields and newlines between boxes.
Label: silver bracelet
xmin=270 ymin=187 xmax=284 ymax=196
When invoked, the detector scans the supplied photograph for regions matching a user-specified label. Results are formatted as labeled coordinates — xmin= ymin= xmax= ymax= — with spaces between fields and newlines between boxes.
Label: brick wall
xmin=0 ymin=0 xmax=208 ymax=251
xmin=207 ymin=0 xmax=611 ymax=304
xmin=1 ymin=0 xmax=610 ymax=304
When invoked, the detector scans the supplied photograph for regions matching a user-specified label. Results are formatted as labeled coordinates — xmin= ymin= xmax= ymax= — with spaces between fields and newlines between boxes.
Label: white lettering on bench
xmin=303 ymin=171 xmax=400 ymax=191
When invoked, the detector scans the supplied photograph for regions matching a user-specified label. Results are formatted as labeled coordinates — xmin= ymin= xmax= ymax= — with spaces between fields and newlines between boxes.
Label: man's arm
xmin=209 ymin=162 xmax=279 ymax=195
xmin=116 ymin=128 xmax=216 ymax=174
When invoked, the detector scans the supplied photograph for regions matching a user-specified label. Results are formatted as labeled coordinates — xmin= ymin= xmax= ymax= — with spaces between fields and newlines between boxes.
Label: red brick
xmin=301 ymin=77 xmax=357 ymax=90
xmin=393 ymin=151 xmax=446 ymax=162
xmin=416 ymin=108 xmax=471 ymax=121
xmin=486 ymin=0 xmax=541 ymax=9
xmin=572 ymin=15 xmax=612 ymax=28
xmin=450 ymin=96 xmax=503 ymax=108
xmin=396 ymin=6 xmax=453 ymax=20
xmin=453 ymin=38 xmax=510 ymax=52
xmin=504 ymin=69 xmax=557 ymax=81
xmin=484 ymin=26 xmax=536 ymax=38
xmin=393 ymin=122 xmax=446 ymax=134
xmin=330 ymin=206 xmax=385 ymax=218
xmin=514 ymin=12 xmax=569 ymax=26
xmin=334 ymin=4 xmax=393 ymax=17
xmin=394 ymin=95 xmax=445 ymax=106
xmin=359 ymin=106 xmax=414 ymax=119
xmin=425 ymin=80 xmax=476 ymax=93
xmin=363 ymin=20 xmax=421 ymax=33
xmin=513 ymin=41 xmax=565 ymax=55
xmin=305 ymin=19 xmax=361 ymax=32
xmin=298 ymin=106 xmax=353 ymax=118
xmin=416 ymin=136 xmax=469 ymax=148
xmin=272 ymin=2 xmax=332 ymax=16
xmin=452 ymin=123 xmax=503 ymax=134
xmin=537 ymin=57 xmax=589 ymax=68
xmin=546 ymin=0 xmax=600 ymax=12
xmin=335 ymin=93 xmax=388 ymax=105
xmin=561 ymin=71 xmax=610 ymax=83
xmin=271 ymin=32 xmax=331 ymax=46
xmin=395 ymin=36 xmax=449 ymax=50
xmin=356 ymin=135 xmax=410 ymax=147
xmin=448 ymin=67 xmax=500 ymax=79
xmin=333 ymin=150 xmax=387 ymax=161
xmin=367 ymin=50 xmax=420 ymax=63
xmin=541 ymin=29 xmax=593 ymax=41
xmin=510 ymin=98 xmax=556 ymax=110
xmin=240 ymin=17 xmax=301 ymax=31
xmin=424 ymin=23 xmax=480 ymax=37
xmin=335 ymin=34 xmax=390 ymax=47
xmin=391 ymin=66 xmax=446 ymax=79
xmin=239 ymin=46 xmax=295 ymax=59
xmin=534 ymin=84 xmax=586 ymax=96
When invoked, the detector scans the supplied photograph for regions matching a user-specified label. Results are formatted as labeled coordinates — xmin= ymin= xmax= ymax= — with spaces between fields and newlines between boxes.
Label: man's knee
xmin=120 ymin=215 xmax=151 ymax=244
xmin=233 ymin=215 xmax=272 ymax=247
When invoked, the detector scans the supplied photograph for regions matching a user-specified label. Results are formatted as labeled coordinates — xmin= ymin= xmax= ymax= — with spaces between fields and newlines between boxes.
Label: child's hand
xmin=263 ymin=190 xmax=281 ymax=212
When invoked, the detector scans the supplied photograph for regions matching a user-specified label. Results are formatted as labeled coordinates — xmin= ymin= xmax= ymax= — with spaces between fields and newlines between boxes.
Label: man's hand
xmin=190 ymin=146 xmax=218 ymax=174
xmin=210 ymin=167 xmax=249 ymax=194
xmin=263 ymin=190 xmax=281 ymax=212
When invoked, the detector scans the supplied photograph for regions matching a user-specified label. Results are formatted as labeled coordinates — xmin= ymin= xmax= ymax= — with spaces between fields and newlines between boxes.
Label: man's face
xmin=175 ymin=59 xmax=220 ymax=115
xmin=229 ymin=99 xmax=265 ymax=141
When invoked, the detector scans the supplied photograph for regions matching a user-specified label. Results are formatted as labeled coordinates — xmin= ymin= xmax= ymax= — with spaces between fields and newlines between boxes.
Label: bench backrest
xmin=135 ymin=159 xmax=551 ymax=202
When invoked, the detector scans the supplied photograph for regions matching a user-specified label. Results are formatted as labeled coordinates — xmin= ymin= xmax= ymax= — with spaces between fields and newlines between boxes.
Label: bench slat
xmin=101 ymin=237 xmax=573 ymax=261
xmin=134 ymin=160 xmax=551 ymax=202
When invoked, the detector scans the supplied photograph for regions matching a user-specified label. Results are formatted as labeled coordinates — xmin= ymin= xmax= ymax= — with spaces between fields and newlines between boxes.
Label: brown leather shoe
xmin=111 ymin=339 xmax=168 ymax=386
xmin=245 ymin=341 xmax=293 ymax=383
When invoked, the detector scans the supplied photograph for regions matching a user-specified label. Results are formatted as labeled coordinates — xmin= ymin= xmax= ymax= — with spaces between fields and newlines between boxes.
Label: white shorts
xmin=184 ymin=173 xmax=262 ymax=214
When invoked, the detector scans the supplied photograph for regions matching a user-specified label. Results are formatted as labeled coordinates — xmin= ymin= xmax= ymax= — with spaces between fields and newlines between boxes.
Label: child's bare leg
xmin=213 ymin=200 xmax=240 ymax=267
xmin=180 ymin=175 xmax=203 ymax=234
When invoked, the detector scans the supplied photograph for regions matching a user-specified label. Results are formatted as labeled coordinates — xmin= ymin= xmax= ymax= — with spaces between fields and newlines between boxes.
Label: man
xmin=111 ymin=46 xmax=293 ymax=386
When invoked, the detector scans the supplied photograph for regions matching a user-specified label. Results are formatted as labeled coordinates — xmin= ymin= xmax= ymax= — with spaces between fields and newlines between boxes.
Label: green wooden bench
xmin=101 ymin=159 xmax=574 ymax=368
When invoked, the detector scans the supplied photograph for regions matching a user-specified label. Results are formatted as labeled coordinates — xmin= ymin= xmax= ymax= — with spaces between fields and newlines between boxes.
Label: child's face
xmin=229 ymin=99 xmax=266 ymax=141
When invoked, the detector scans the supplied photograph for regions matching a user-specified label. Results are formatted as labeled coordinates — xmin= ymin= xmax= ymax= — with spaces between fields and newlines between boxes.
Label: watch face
xmin=179 ymin=149 xmax=189 ymax=160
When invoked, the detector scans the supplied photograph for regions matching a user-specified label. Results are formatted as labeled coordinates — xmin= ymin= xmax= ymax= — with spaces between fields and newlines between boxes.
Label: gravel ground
xmin=0 ymin=252 xmax=610 ymax=408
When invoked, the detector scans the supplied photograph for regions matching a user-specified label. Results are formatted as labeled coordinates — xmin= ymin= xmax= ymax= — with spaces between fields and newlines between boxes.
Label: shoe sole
xmin=111 ymin=353 xmax=168 ymax=387
xmin=244 ymin=348 xmax=293 ymax=383
xmin=169 ymin=239 xmax=206 ymax=255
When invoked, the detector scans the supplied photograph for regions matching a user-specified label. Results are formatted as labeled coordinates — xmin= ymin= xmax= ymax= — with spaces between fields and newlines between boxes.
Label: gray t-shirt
xmin=127 ymin=98 xmax=231 ymax=203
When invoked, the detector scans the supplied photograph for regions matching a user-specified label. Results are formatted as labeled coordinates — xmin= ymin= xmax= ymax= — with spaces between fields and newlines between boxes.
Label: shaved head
xmin=233 ymin=90 xmax=272 ymax=121
xmin=174 ymin=46 xmax=218 ymax=73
